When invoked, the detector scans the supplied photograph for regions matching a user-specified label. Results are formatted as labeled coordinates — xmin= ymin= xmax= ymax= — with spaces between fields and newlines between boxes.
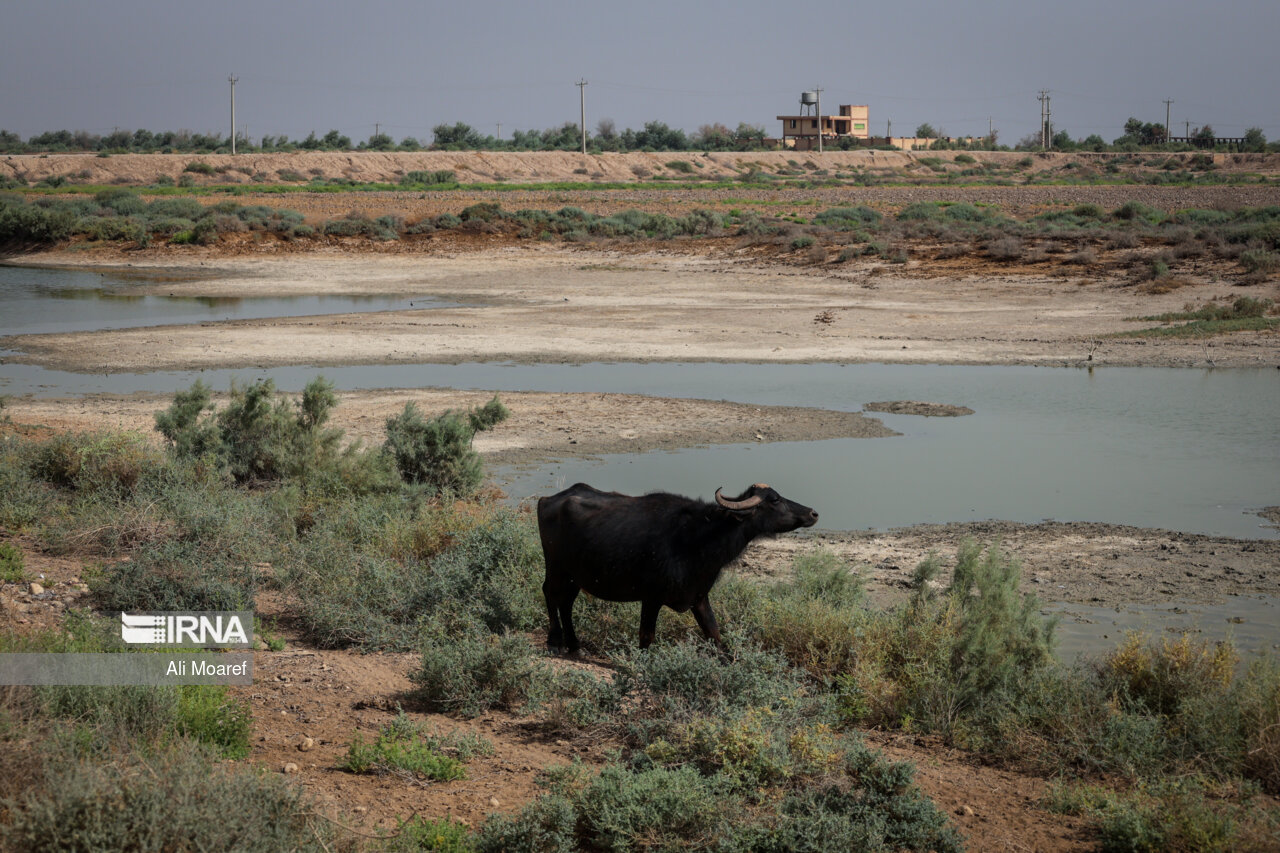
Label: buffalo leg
xmin=638 ymin=599 xmax=662 ymax=649
xmin=558 ymin=588 xmax=581 ymax=653
xmin=543 ymin=577 xmax=580 ymax=652
xmin=691 ymin=596 xmax=724 ymax=646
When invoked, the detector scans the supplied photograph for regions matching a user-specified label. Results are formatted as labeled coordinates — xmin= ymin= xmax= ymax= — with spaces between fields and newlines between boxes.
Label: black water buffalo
xmin=536 ymin=482 xmax=819 ymax=652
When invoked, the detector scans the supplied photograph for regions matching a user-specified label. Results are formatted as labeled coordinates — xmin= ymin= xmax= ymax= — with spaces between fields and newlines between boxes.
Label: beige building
xmin=776 ymin=104 xmax=869 ymax=149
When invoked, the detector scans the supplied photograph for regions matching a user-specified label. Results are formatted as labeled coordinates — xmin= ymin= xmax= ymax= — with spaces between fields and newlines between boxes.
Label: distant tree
xmin=596 ymin=117 xmax=617 ymax=140
xmin=1050 ymin=129 xmax=1075 ymax=150
xmin=1243 ymin=127 xmax=1267 ymax=152
xmin=735 ymin=122 xmax=766 ymax=147
xmin=1081 ymin=134 xmax=1107 ymax=152
xmin=540 ymin=122 xmax=581 ymax=150
xmin=361 ymin=133 xmax=395 ymax=151
xmin=633 ymin=120 xmax=688 ymax=151
xmin=0 ymin=129 xmax=24 ymax=153
xmin=915 ymin=123 xmax=938 ymax=139
xmin=398 ymin=136 xmax=423 ymax=151
xmin=692 ymin=122 xmax=734 ymax=150
xmin=1016 ymin=132 xmax=1043 ymax=150
xmin=1118 ymin=117 xmax=1166 ymax=146
xmin=321 ymin=130 xmax=351 ymax=150
xmin=1192 ymin=124 xmax=1216 ymax=143
xmin=432 ymin=122 xmax=482 ymax=149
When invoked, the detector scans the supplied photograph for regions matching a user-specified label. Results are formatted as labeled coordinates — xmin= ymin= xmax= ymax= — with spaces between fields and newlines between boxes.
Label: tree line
xmin=0 ymin=117 xmax=1271 ymax=155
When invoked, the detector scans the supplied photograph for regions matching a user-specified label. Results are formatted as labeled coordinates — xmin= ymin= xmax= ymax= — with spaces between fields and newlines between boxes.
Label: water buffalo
xmin=536 ymin=482 xmax=819 ymax=652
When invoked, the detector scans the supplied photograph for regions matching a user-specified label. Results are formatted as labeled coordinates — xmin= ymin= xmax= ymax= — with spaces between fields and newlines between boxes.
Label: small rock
xmin=298 ymin=737 xmax=315 ymax=752
xmin=283 ymin=762 xmax=299 ymax=774
xmin=353 ymin=806 xmax=367 ymax=815
xmin=488 ymin=797 xmax=501 ymax=808
xmin=73 ymin=583 xmax=90 ymax=593
xmin=957 ymin=805 xmax=976 ymax=817
xmin=456 ymin=818 xmax=471 ymax=828
xmin=254 ymin=638 xmax=269 ymax=651
xmin=29 ymin=583 xmax=44 ymax=595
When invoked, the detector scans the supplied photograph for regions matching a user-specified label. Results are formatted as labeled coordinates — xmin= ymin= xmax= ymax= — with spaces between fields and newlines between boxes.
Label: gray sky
xmin=3 ymin=0 xmax=1277 ymax=145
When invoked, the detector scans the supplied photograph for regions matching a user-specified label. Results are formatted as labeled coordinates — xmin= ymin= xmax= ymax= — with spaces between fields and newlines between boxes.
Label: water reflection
xmin=0 ymin=264 xmax=455 ymax=337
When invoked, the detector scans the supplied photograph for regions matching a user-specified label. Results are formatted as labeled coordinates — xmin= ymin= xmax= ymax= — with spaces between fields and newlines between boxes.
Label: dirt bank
xmin=5 ymin=247 xmax=1278 ymax=372
xmin=5 ymin=149 xmax=1280 ymax=189
xmin=4 ymin=388 xmax=895 ymax=468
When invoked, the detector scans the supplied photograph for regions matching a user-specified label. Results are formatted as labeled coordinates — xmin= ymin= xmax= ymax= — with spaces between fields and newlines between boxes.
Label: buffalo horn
xmin=715 ymin=487 xmax=763 ymax=510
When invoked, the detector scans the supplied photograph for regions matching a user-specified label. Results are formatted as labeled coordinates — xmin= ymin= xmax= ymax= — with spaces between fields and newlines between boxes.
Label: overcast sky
xmin=3 ymin=0 xmax=1277 ymax=146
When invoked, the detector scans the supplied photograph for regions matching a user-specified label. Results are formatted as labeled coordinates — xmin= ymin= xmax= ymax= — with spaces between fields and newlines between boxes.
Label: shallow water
xmin=0 ymin=264 xmax=452 ymax=338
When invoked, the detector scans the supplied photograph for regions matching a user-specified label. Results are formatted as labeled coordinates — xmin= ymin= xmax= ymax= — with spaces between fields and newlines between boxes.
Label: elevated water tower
xmin=800 ymin=91 xmax=818 ymax=116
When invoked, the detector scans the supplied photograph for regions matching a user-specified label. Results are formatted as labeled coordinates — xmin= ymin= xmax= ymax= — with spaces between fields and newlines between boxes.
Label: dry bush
xmin=1137 ymin=277 xmax=1193 ymax=295
xmin=986 ymin=236 xmax=1024 ymax=260
xmin=935 ymin=243 xmax=970 ymax=260
xmin=1108 ymin=231 xmax=1141 ymax=249
xmin=1066 ymin=247 xmax=1098 ymax=265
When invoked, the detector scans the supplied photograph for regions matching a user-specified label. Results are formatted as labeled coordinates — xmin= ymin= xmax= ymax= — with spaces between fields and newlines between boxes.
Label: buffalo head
xmin=714 ymin=483 xmax=819 ymax=534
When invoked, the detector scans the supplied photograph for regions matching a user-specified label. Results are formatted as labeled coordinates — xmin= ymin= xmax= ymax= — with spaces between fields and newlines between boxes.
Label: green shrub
xmin=400 ymin=169 xmax=456 ymax=186
xmin=459 ymin=202 xmax=504 ymax=222
xmin=30 ymin=431 xmax=163 ymax=496
xmin=383 ymin=396 xmax=508 ymax=495
xmin=898 ymin=202 xmax=943 ymax=221
xmin=0 ymin=199 xmax=78 ymax=243
xmin=2 ymin=746 xmax=336 ymax=853
xmin=411 ymin=629 xmax=544 ymax=717
xmin=154 ymin=377 xmax=360 ymax=485
xmin=93 ymin=188 xmax=146 ymax=216
xmin=341 ymin=714 xmax=467 ymax=781
xmin=0 ymin=541 xmax=24 ymax=582
xmin=276 ymin=169 xmax=306 ymax=182
xmin=791 ymin=235 xmax=816 ymax=249
xmin=1239 ymin=248 xmax=1279 ymax=275
xmin=323 ymin=212 xmax=398 ymax=240
xmin=390 ymin=816 xmax=476 ymax=852
xmin=34 ymin=678 xmax=250 ymax=759
xmin=183 ymin=160 xmax=215 ymax=175
xmin=478 ymin=749 xmax=961 ymax=853
xmin=1114 ymin=201 xmax=1164 ymax=223
xmin=665 ymin=159 xmax=694 ymax=173
xmin=286 ymin=502 xmax=542 ymax=650
xmin=814 ymin=206 xmax=882 ymax=229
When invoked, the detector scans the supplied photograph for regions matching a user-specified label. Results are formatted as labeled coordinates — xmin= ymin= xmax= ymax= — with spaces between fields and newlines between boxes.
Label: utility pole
xmin=887 ymin=119 xmax=891 ymax=140
xmin=815 ymin=86 xmax=824 ymax=154
xmin=576 ymin=79 xmax=588 ymax=155
xmin=1037 ymin=90 xmax=1050 ymax=150
xmin=1163 ymin=99 xmax=1173 ymax=144
xmin=1185 ymin=120 xmax=1191 ymax=138
xmin=496 ymin=122 xmax=501 ymax=140
xmin=228 ymin=75 xmax=238 ymax=155
xmin=375 ymin=123 xmax=380 ymax=139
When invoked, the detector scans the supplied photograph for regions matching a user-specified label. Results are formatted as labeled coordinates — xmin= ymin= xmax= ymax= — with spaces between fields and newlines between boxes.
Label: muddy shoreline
xmin=4 ymin=247 xmax=1278 ymax=372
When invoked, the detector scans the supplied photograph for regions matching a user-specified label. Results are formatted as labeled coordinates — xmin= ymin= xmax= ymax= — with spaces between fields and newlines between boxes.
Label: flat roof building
xmin=776 ymin=104 xmax=869 ymax=149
